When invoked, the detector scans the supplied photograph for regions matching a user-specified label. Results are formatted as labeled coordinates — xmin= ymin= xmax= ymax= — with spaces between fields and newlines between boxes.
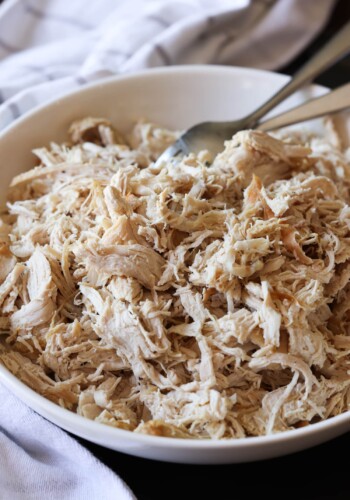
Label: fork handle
xmin=244 ymin=21 xmax=350 ymax=127
xmin=257 ymin=82 xmax=350 ymax=131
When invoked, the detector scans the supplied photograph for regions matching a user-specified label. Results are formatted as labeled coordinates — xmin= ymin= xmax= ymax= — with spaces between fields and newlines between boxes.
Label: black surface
xmin=77 ymin=431 xmax=350 ymax=500
xmin=79 ymin=2 xmax=350 ymax=499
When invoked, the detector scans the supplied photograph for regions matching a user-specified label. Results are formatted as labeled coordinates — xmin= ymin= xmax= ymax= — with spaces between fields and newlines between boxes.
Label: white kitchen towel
xmin=0 ymin=383 xmax=136 ymax=500
xmin=0 ymin=0 xmax=336 ymax=132
xmin=0 ymin=0 xmax=336 ymax=498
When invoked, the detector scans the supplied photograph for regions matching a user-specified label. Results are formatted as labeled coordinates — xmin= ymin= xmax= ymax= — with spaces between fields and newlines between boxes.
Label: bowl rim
xmin=1 ymin=64 xmax=347 ymax=450
xmin=0 ymin=63 xmax=317 ymax=142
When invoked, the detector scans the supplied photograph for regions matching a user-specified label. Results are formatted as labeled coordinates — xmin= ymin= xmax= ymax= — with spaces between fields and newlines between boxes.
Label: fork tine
xmin=154 ymin=140 xmax=185 ymax=167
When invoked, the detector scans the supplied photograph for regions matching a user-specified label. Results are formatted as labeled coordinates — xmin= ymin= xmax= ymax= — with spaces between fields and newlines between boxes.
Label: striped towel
xmin=0 ymin=0 xmax=335 ymax=132
xmin=0 ymin=382 xmax=136 ymax=500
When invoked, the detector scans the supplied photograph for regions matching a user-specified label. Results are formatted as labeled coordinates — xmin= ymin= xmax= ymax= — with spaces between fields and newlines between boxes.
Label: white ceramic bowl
xmin=1 ymin=66 xmax=350 ymax=464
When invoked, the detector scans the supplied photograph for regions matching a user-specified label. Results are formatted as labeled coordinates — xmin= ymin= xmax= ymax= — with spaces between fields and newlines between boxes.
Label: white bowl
xmin=1 ymin=65 xmax=349 ymax=464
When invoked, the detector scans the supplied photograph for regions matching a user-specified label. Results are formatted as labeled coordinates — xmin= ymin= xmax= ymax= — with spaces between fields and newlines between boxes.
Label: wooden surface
xmin=79 ymin=3 xmax=350 ymax=499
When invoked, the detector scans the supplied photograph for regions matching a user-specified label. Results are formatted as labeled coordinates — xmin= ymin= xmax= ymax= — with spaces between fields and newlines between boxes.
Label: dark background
xmin=78 ymin=2 xmax=350 ymax=499
xmin=1 ymin=0 xmax=349 ymax=498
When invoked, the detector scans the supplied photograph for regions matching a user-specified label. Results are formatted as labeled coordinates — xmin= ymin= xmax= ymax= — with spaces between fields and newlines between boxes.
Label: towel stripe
xmin=0 ymin=37 xmax=18 ymax=53
xmin=8 ymin=102 xmax=21 ymax=119
xmin=24 ymin=3 xmax=93 ymax=30
xmin=146 ymin=14 xmax=170 ymax=28
xmin=154 ymin=43 xmax=171 ymax=65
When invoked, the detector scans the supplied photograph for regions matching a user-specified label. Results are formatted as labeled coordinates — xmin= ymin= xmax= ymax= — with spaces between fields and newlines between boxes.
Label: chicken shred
xmin=1 ymin=117 xmax=350 ymax=439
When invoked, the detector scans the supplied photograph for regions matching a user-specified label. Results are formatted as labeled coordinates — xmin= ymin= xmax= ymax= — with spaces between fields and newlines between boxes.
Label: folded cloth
xmin=0 ymin=0 xmax=336 ymax=498
xmin=0 ymin=383 xmax=136 ymax=500
xmin=0 ymin=0 xmax=335 ymax=132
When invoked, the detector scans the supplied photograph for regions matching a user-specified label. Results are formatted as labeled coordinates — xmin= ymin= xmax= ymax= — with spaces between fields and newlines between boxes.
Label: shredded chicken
xmin=1 ymin=117 xmax=350 ymax=440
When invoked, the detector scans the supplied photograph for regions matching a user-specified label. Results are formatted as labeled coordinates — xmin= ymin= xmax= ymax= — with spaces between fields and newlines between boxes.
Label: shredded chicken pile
xmin=1 ymin=116 xmax=350 ymax=439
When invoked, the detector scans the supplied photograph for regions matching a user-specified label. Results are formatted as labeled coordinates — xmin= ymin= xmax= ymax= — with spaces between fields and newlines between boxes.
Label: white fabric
xmin=0 ymin=383 xmax=136 ymax=500
xmin=0 ymin=0 xmax=335 ymax=132
xmin=0 ymin=0 xmax=336 ymax=498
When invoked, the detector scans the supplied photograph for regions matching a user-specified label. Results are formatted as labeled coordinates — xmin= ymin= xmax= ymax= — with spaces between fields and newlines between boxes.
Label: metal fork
xmin=155 ymin=21 xmax=350 ymax=166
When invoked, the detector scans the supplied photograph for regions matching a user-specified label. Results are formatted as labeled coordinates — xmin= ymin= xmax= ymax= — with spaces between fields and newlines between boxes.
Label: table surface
xmin=77 ymin=2 xmax=350 ymax=499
